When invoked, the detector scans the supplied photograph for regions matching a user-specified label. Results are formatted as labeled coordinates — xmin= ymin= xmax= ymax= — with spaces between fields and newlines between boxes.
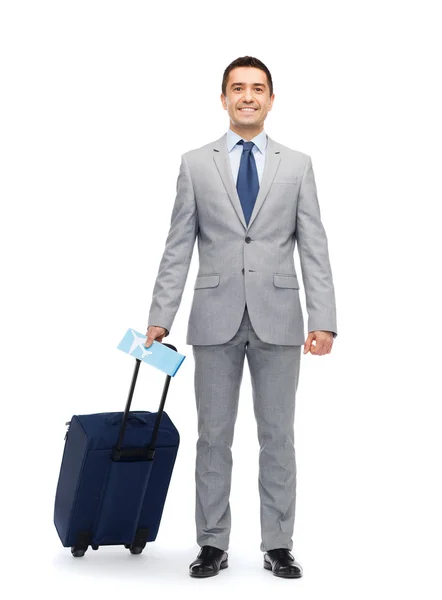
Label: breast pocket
xmin=272 ymin=175 xmax=298 ymax=185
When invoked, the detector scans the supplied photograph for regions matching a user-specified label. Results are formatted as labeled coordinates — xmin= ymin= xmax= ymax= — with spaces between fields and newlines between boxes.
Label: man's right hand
xmin=144 ymin=326 xmax=167 ymax=348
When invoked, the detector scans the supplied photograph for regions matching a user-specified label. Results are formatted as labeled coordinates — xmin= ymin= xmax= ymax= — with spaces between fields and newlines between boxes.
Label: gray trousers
xmin=192 ymin=304 xmax=302 ymax=552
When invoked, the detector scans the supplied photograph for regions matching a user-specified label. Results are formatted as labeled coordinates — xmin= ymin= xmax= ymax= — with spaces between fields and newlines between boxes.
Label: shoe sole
xmin=263 ymin=559 xmax=302 ymax=578
xmin=189 ymin=558 xmax=229 ymax=578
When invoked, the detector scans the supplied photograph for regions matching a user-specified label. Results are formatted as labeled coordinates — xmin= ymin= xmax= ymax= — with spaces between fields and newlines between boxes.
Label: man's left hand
xmin=303 ymin=330 xmax=334 ymax=355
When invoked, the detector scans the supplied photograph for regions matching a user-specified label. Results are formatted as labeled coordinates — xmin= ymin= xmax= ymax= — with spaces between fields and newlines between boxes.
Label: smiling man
xmin=145 ymin=56 xmax=338 ymax=578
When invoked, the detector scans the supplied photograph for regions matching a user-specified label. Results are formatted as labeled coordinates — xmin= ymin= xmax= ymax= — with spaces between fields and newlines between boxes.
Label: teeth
xmin=240 ymin=108 xmax=255 ymax=112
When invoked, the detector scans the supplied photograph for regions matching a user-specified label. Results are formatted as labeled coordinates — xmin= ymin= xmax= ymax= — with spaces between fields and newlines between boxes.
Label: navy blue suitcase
xmin=54 ymin=348 xmax=180 ymax=557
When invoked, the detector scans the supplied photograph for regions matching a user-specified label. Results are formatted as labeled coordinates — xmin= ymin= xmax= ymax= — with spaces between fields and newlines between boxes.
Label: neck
xmin=229 ymin=124 xmax=264 ymax=140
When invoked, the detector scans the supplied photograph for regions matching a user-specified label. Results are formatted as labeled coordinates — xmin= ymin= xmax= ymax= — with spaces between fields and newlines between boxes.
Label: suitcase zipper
xmin=63 ymin=419 xmax=173 ymax=442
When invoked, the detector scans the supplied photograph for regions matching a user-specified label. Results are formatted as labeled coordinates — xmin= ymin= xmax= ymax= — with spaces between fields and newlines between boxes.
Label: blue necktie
xmin=236 ymin=140 xmax=259 ymax=225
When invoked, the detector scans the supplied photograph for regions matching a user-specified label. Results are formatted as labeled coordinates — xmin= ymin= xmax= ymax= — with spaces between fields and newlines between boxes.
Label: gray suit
xmin=147 ymin=131 xmax=337 ymax=551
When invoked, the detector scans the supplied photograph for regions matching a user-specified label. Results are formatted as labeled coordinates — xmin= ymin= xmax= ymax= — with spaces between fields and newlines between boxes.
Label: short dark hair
xmin=222 ymin=56 xmax=273 ymax=97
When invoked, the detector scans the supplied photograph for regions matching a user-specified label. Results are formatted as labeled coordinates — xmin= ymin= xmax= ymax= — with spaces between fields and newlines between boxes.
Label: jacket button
xmin=245 ymin=237 xmax=251 ymax=243
xmin=242 ymin=268 xmax=245 ymax=274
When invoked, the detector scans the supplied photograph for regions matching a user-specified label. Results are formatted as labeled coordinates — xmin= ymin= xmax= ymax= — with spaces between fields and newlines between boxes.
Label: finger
xmin=313 ymin=342 xmax=327 ymax=355
xmin=318 ymin=343 xmax=328 ymax=355
xmin=304 ymin=334 xmax=314 ymax=354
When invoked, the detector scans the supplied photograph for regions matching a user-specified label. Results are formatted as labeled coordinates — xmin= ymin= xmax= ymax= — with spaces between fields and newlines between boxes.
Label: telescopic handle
xmin=113 ymin=343 xmax=177 ymax=461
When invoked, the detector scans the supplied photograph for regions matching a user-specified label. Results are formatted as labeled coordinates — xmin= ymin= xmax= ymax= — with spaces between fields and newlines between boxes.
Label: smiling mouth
xmin=239 ymin=107 xmax=257 ymax=112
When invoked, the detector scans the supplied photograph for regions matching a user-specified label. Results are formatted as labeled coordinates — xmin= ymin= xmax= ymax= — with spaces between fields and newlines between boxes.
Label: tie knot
xmin=237 ymin=139 xmax=255 ymax=152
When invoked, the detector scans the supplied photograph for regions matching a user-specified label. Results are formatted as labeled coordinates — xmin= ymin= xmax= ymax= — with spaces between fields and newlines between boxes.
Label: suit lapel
xmin=212 ymin=132 xmax=281 ymax=231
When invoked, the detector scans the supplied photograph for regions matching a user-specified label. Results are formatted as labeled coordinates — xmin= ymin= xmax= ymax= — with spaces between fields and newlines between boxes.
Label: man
xmin=145 ymin=56 xmax=337 ymax=579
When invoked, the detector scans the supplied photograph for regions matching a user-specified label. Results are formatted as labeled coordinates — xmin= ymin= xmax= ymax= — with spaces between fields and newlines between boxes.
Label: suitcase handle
xmin=106 ymin=413 xmax=150 ymax=426
xmin=113 ymin=343 xmax=177 ymax=461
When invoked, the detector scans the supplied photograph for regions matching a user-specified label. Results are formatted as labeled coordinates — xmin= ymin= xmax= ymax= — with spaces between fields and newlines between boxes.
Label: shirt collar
xmin=226 ymin=128 xmax=268 ymax=154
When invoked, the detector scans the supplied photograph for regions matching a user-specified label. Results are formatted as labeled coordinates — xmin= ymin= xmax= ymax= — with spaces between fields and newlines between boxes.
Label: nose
xmin=243 ymin=89 xmax=254 ymax=101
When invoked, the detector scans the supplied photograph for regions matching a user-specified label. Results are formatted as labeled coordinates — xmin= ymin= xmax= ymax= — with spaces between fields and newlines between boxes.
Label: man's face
xmin=221 ymin=66 xmax=274 ymax=130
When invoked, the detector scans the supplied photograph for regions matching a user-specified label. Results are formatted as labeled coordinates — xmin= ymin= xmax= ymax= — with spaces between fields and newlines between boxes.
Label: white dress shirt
xmin=226 ymin=128 xmax=268 ymax=185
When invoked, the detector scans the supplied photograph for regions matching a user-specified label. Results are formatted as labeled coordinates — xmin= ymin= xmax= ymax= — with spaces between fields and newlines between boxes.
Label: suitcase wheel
xmin=126 ymin=528 xmax=148 ymax=554
xmin=92 ymin=544 xmax=99 ymax=550
xmin=71 ymin=532 xmax=92 ymax=557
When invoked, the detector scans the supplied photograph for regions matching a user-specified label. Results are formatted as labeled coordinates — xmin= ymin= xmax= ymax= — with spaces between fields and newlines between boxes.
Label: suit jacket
xmin=147 ymin=132 xmax=337 ymax=346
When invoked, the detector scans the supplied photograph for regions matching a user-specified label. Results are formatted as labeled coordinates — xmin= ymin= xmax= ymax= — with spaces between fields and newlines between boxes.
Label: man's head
xmin=221 ymin=56 xmax=274 ymax=139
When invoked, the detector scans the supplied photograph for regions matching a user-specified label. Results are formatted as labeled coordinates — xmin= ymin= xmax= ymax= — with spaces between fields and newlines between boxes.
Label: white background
xmin=1 ymin=0 xmax=441 ymax=598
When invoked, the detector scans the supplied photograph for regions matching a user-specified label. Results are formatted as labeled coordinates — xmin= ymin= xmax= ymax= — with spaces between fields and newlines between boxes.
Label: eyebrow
xmin=230 ymin=82 xmax=267 ymax=88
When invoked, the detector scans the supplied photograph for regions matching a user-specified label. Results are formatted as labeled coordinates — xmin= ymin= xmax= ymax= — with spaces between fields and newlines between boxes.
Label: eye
xmin=233 ymin=86 xmax=263 ymax=92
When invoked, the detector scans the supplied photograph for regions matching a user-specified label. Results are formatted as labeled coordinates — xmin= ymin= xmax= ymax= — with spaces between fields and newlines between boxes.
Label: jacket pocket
xmin=272 ymin=175 xmax=298 ymax=185
xmin=273 ymin=273 xmax=300 ymax=289
xmin=194 ymin=274 xmax=220 ymax=289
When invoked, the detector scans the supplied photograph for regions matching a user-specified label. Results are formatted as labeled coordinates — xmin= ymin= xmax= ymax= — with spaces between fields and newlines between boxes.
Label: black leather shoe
xmin=263 ymin=548 xmax=303 ymax=578
xmin=189 ymin=545 xmax=229 ymax=578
